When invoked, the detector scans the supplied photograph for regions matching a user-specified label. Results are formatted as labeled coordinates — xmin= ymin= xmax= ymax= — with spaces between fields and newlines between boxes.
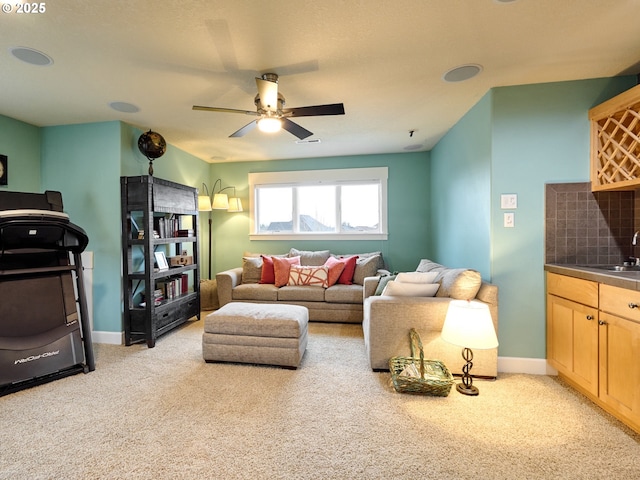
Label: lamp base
xmin=456 ymin=382 xmax=479 ymax=396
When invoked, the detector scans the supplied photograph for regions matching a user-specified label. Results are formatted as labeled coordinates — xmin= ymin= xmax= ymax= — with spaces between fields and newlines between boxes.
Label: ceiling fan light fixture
xmin=257 ymin=117 xmax=282 ymax=133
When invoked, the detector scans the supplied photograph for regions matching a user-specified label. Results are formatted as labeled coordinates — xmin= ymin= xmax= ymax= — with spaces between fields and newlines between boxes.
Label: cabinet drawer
xmin=600 ymin=284 xmax=640 ymax=322
xmin=547 ymin=272 xmax=598 ymax=307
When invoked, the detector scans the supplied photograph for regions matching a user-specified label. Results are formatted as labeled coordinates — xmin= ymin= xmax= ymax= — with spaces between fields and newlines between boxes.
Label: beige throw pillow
xmin=381 ymin=281 xmax=439 ymax=297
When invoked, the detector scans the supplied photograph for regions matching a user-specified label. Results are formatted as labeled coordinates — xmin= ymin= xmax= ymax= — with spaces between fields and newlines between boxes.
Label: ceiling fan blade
xmin=229 ymin=120 xmax=257 ymax=138
xmin=193 ymin=105 xmax=257 ymax=116
xmin=256 ymin=77 xmax=278 ymax=111
xmin=284 ymin=103 xmax=345 ymax=117
xmin=282 ymin=118 xmax=313 ymax=140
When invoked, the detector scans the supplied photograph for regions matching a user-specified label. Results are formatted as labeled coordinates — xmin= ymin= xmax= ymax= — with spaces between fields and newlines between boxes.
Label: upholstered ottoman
xmin=202 ymin=302 xmax=308 ymax=368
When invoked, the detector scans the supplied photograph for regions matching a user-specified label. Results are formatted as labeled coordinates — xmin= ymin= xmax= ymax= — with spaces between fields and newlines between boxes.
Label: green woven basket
xmin=389 ymin=328 xmax=454 ymax=396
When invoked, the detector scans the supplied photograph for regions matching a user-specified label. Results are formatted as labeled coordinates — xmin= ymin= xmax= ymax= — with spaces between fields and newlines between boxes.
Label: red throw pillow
xmin=337 ymin=255 xmax=358 ymax=285
xmin=259 ymin=255 xmax=275 ymax=284
xmin=324 ymin=256 xmax=346 ymax=286
xmin=273 ymin=256 xmax=300 ymax=287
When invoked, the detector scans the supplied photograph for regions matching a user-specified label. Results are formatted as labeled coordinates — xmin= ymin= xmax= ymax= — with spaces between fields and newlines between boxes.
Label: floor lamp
xmin=197 ymin=180 xmax=243 ymax=279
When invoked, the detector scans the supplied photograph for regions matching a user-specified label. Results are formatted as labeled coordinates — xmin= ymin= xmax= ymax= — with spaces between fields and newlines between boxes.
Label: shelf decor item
xmin=389 ymin=328 xmax=454 ymax=396
xmin=137 ymin=130 xmax=166 ymax=176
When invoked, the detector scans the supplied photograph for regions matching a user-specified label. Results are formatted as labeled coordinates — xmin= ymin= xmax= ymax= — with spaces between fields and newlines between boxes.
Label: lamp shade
xmin=211 ymin=193 xmax=229 ymax=210
xmin=227 ymin=197 xmax=243 ymax=212
xmin=441 ymin=300 xmax=498 ymax=350
xmin=198 ymin=195 xmax=212 ymax=211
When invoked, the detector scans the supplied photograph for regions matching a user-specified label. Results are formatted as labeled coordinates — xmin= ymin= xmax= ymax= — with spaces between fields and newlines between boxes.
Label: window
xmin=249 ymin=167 xmax=388 ymax=240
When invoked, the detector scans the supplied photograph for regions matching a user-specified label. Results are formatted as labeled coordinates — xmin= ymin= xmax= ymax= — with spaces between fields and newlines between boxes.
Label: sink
xmin=579 ymin=264 xmax=640 ymax=272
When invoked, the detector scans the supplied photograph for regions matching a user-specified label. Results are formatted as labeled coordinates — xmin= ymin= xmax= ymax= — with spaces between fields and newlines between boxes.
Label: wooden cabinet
xmin=589 ymin=83 xmax=640 ymax=191
xmin=120 ymin=176 xmax=200 ymax=347
xmin=546 ymin=273 xmax=640 ymax=433
xmin=546 ymin=273 xmax=599 ymax=396
xmin=598 ymin=284 xmax=640 ymax=429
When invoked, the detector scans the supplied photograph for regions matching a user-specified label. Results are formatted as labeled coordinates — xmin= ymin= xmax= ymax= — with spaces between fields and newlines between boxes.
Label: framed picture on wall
xmin=0 ymin=155 xmax=7 ymax=186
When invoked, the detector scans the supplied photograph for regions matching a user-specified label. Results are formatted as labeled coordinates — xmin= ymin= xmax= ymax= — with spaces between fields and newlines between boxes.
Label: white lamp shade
xmin=227 ymin=197 xmax=243 ymax=212
xmin=441 ymin=300 xmax=498 ymax=350
xmin=211 ymin=193 xmax=229 ymax=210
xmin=198 ymin=195 xmax=212 ymax=211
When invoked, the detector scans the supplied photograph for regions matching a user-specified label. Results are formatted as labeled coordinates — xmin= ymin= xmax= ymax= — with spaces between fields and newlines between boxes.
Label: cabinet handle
xmin=629 ymin=303 xmax=639 ymax=309
xmin=586 ymin=315 xmax=594 ymax=321
xmin=598 ymin=320 xmax=608 ymax=326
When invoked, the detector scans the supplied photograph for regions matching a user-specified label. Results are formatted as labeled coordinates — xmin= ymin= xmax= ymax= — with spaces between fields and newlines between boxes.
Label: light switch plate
xmin=504 ymin=212 xmax=515 ymax=228
xmin=501 ymin=194 xmax=518 ymax=209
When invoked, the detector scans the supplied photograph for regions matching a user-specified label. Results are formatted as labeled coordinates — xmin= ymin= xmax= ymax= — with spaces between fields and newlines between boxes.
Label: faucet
xmin=634 ymin=231 xmax=640 ymax=246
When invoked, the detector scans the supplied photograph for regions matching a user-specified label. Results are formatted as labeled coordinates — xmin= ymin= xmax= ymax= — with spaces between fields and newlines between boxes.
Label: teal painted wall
xmin=430 ymin=92 xmax=492 ymax=277
xmin=490 ymin=77 xmax=636 ymax=359
xmin=41 ymin=121 xmax=210 ymax=334
xmin=430 ymin=76 xmax=637 ymax=360
xmin=207 ymin=152 xmax=431 ymax=277
xmin=41 ymin=121 xmax=122 ymax=332
xmin=0 ymin=114 xmax=41 ymax=192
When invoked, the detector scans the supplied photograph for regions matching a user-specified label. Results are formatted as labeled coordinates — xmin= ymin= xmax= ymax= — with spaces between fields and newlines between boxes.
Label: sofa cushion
xmin=381 ymin=281 xmax=439 ymax=297
xmin=353 ymin=254 xmax=382 ymax=285
xmin=288 ymin=265 xmax=329 ymax=288
xmin=415 ymin=259 xmax=482 ymax=300
xmin=337 ymin=255 xmax=358 ymax=285
xmin=396 ymin=271 xmax=439 ymax=284
xmin=325 ymin=284 xmax=363 ymax=304
xmin=435 ymin=268 xmax=482 ymax=300
xmin=289 ymin=248 xmax=331 ymax=266
xmin=374 ymin=274 xmax=397 ymax=296
xmin=273 ymin=256 xmax=301 ymax=287
xmin=324 ymin=256 xmax=346 ymax=286
xmin=278 ymin=285 xmax=326 ymax=302
xmin=241 ymin=257 xmax=263 ymax=284
xmin=232 ymin=283 xmax=279 ymax=301
xmin=259 ymin=255 xmax=275 ymax=284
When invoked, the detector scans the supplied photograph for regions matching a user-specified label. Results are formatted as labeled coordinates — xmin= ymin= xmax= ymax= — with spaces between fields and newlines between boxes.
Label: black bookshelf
xmin=120 ymin=176 xmax=200 ymax=347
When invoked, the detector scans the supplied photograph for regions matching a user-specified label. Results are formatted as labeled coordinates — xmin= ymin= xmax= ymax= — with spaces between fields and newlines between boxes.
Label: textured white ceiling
xmin=1 ymin=0 xmax=639 ymax=163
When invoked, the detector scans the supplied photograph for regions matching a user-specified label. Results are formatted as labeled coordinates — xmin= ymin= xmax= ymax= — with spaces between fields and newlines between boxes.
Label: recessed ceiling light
xmin=443 ymin=64 xmax=483 ymax=83
xmin=404 ymin=144 xmax=423 ymax=151
xmin=9 ymin=46 xmax=53 ymax=66
xmin=109 ymin=101 xmax=140 ymax=113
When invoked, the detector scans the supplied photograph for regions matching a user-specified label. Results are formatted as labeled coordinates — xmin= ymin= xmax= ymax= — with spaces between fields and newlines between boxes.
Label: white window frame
xmin=249 ymin=167 xmax=388 ymax=241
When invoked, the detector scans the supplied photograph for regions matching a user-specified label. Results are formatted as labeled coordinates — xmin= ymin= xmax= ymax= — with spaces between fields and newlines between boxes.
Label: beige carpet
xmin=1 ymin=318 xmax=639 ymax=479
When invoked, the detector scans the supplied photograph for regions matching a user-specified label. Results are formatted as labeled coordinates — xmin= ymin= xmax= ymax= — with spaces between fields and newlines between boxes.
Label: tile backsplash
xmin=545 ymin=182 xmax=639 ymax=265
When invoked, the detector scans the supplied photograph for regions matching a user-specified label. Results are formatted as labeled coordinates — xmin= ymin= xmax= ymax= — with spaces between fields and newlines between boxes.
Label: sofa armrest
xmin=363 ymin=276 xmax=381 ymax=300
xmin=215 ymin=267 xmax=243 ymax=307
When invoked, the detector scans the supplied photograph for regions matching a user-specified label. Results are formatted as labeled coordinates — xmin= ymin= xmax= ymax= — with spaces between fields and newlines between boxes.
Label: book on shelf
xmin=139 ymin=289 xmax=164 ymax=307
xmin=157 ymin=276 xmax=187 ymax=300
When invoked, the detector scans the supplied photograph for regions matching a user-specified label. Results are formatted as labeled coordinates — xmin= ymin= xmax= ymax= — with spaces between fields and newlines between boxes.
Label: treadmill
xmin=0 ymin=190 xmax=95 ymax=396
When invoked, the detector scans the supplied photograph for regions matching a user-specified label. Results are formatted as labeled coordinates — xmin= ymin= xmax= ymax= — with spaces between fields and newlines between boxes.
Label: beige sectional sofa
xmin=362 ymin=259 xmax=499 ymax=377
xmin=216 ymin=248 xmax=387 ymax=323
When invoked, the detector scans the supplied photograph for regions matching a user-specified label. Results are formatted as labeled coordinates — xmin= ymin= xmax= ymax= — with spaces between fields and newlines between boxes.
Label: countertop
xmin=544 ymin=263 xmax=640 ymax=291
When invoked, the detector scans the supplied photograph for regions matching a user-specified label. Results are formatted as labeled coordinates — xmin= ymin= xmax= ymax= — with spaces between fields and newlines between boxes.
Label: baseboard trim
xmin=91 ymin=330 xmax=123 ymax=345
xmin=498 ymin=356 xmax=557 ymax=375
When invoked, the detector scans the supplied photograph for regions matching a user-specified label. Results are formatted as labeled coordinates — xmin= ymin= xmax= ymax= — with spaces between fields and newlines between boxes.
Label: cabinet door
xmin=598 ymin=312 xmax=640 ymax=428
xmin=547 ymin=294 xmax=599 ymax=396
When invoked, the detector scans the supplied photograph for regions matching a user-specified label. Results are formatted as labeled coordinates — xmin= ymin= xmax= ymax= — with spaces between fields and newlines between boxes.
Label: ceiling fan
xmin=193 ymin=73 xmax=345 ymax=140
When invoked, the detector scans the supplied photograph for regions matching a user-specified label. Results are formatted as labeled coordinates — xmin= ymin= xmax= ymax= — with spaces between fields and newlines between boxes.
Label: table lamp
xmin=441 ymin=300 xmax=498 ymax=396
